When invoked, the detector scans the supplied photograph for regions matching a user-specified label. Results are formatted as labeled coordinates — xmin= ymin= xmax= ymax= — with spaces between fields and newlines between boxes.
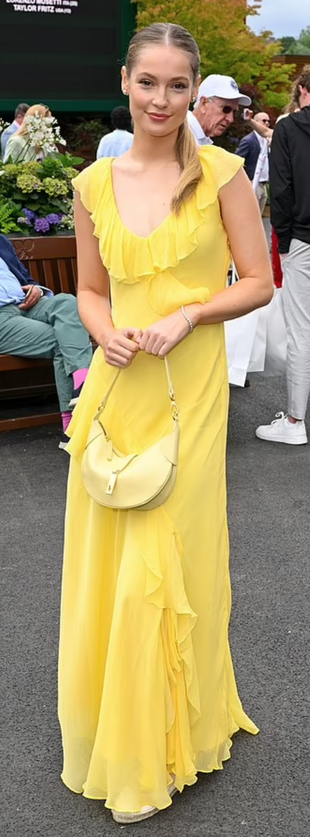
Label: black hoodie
xmin=269 ymin=105 xmax=310 ymax=253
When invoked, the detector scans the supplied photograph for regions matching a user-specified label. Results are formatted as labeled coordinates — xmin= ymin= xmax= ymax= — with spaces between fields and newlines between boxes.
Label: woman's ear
xmin=192 ymin=75 xmax=201 ymax=103
xmin=121 ymin=66 xmax=129 ymax=96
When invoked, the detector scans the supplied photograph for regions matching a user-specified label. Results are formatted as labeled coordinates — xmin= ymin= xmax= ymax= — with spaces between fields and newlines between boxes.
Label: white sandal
xmin=111 ymin=783 xmax=177 ymax=824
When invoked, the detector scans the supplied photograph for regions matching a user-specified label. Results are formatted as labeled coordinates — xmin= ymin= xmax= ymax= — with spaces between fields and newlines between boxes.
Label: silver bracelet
xmin=181 ymin=305 xmax=194 ymax=333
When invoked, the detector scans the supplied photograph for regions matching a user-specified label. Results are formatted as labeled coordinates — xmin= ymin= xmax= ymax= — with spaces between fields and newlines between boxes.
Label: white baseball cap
xmin=194 ymin=74 xmax=251 ymax=108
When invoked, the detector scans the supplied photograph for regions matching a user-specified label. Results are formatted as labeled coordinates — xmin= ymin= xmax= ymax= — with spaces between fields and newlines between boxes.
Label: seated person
xmin=0 ymin=234 xmax=93 ymax=449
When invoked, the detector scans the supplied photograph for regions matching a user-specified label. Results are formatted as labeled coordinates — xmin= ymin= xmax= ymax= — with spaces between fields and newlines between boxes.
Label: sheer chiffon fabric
xmin=58 ymin=147 xmax=258 ymax=814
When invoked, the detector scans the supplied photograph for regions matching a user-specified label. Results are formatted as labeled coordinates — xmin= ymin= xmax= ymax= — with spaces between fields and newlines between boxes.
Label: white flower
xmin=25 ymin=113 xmax=66 ymax=154
xmin=0 ymin=117 xmax=9 ymax=134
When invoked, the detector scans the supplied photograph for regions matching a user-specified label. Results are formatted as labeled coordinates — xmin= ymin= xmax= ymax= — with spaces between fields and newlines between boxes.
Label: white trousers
xmin=281 ymin=239 xmax=310 ymax=420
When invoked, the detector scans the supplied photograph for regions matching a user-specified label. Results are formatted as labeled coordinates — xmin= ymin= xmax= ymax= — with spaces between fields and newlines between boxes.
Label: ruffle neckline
xmin=88 ymin=152 xmax=219 ymax=284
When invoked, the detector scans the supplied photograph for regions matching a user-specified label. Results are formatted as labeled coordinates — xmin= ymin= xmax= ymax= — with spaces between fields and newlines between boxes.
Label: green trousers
xmin=0 ymin=294 xmax=93 ymax=411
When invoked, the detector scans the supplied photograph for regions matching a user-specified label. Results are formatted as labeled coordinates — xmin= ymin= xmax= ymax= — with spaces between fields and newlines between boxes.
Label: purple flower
xmin=22 ymin=208 xmax=37 ymax=222
xmin=34 ymin=217 xmax=50 ymax=233
xmin=46 ymin=213 xmax=61 ymax=225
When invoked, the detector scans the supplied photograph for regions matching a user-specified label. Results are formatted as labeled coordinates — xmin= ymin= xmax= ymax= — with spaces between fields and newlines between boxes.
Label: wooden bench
xmin=0 ymin=235 xmax=77 ymax=432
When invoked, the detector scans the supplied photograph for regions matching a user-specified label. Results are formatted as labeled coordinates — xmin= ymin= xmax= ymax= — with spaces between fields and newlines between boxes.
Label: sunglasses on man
xmin=220 ymin=104 xmax=239 ymax=116
xmin=207 ymin=98 xmax=239 ymax=116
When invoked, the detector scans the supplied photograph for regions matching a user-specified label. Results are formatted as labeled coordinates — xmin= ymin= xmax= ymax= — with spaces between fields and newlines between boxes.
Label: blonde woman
xmin=3 ymin=103 xmax=52 ymax=163
xmin=58 ymin=23 xmax=273 ymax=824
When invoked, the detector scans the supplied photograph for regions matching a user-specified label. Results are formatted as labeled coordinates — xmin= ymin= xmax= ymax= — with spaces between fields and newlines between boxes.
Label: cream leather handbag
xmin=81 ymin=357 xmax=180 ymax=511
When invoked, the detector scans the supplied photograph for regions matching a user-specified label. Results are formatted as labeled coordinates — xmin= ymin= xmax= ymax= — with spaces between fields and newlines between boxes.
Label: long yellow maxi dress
xmin=58 ymin=146 xmax=258 ymax=814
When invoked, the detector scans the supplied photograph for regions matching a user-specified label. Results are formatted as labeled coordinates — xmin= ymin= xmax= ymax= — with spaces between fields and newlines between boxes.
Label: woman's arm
xmin=186 ymin=168 xmax=273 ymax=327
xmin=138 ymin=169 xmax=273 ymax=357
xmin=243 ymin=110 xmax=273 ymax=140
xmin=74 ymin=191 xmax=114 ymax=344
xmin=74 ymin=192 xmax=141 ymax=367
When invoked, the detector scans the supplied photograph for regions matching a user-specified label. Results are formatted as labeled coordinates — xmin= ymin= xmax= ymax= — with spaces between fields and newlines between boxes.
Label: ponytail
xmin=125 ymin=24 xmax=203 ymax=213
xmin=171 ymin=119 xmax=203 ymax=214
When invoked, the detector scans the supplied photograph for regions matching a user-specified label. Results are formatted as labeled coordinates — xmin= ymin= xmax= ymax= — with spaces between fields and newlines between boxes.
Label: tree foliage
xmin=280 ymin=26 xmax=310 ymax=55
xmin=279 ymin=36 xmax=298 ymax=54
xmin=136 ymin=0 xmax=294 ymax=107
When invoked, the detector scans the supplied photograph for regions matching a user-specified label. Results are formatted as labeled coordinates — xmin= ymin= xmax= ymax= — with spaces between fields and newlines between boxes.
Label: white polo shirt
xmin=254 ymin=132 xmax=269 ymax=182
xmin=187 ymin=110 xmax=213 ymax=146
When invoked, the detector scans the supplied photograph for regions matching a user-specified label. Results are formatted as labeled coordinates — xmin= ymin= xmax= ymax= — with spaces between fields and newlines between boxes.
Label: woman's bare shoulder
xmin=111 ymin=151 xmax=136 ymax=171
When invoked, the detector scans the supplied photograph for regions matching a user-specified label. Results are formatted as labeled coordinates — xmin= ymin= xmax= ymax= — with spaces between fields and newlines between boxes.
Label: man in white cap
xmin=187 ymin=74 xmax=251 ymax=145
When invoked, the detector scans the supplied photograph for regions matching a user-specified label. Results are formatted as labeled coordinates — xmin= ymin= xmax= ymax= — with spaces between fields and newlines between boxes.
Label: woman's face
xmin=122 ymin=44 xmax=198 ymax=137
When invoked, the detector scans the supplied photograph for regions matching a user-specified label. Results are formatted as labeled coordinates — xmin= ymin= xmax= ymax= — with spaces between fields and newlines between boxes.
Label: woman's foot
xmin=111 ymin=783 xmax=177 ymax=824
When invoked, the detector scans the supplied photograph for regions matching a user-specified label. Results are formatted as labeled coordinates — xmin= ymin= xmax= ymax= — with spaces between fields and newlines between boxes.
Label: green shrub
xmin=0 ymin=153 xmax=83 ymax=235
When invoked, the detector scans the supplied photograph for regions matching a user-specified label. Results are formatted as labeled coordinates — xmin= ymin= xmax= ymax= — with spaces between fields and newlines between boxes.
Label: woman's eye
xmin=173 ymin=83 xmax=186 ymax=90
xmin=139 ymin=79 xmax=152 ymax=87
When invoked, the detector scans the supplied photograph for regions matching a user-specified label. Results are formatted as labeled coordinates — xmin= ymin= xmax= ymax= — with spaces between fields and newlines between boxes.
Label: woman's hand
xmin=102 ymin=327 xmax=143 ymax=368
xmin=137 ymin=309 xmax=194 ymax=358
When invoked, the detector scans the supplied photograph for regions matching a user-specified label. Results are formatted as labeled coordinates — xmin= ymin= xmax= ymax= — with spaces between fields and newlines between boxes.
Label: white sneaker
xmin=255 ymin=411 xmax=307 ymax=445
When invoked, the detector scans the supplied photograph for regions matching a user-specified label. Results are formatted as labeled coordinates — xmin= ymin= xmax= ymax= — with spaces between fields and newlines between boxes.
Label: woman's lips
xmin=147 ymin=113 xmax=170 ymax=122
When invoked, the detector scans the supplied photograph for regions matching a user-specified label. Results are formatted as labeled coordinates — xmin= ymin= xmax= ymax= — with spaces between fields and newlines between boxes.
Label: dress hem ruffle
xmin=61 ymin=721 xmax=259 ymax=810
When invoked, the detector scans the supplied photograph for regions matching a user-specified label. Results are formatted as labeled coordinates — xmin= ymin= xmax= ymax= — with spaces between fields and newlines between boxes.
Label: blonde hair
xmin=15 ymin=104 xmax=51 ymax=138
xmin=125 ymin=23 xmax=203 ymax=213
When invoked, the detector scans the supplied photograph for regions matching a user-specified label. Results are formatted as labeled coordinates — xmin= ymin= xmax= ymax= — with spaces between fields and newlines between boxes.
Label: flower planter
xmin=8 ymin=230 xmax=76 ymax=239
xmin=0 ymin=152 xmax=81 ymax=236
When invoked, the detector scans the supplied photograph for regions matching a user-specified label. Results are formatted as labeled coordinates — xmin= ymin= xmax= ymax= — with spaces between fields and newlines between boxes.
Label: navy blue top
xmin=0 ymin=235 xmax=52 ymax=304
xmin=0 ymin=234 xmax=38 ymax=286
xmin=235 ymin=131 xmax=261 ymax=181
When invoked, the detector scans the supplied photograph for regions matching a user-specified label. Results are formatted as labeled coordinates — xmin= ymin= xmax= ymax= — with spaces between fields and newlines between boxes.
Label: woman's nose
xmin=151 ymin=88 xmax=169 ymax=108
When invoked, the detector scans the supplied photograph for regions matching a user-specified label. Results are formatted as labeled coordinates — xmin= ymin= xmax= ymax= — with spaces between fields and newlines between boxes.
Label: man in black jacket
xmin=0 ymin=235 xmax=92 ymax=448
xmin=256 ymin=66 xmax=310 ymax=445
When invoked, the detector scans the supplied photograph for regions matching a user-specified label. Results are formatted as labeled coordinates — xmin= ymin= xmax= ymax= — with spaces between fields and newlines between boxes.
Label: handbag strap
xmin=95 ymin=356 xmax=178 ymax=421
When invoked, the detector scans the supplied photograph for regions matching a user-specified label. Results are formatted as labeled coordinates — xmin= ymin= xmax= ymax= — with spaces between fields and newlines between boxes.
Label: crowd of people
xmin=1 ymin=22 xmax=309 ymax=826
xmin=2 ymin=63 xmax=310 ymax=448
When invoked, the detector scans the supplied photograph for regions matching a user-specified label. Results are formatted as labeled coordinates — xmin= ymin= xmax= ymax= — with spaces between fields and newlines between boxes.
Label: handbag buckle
xmin=106 ymin=471 xmax=118 ymax=495
xmin=170 ymin=400 xmax=179 ymax=421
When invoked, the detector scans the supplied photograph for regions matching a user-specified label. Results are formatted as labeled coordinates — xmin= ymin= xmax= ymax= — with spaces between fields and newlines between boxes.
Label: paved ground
xmin=1 ymin=374 xmax=310 ymax=837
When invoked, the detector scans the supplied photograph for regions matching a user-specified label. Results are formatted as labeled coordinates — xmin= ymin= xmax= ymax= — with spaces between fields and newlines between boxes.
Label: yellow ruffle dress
xmin=58 ymin=146 xmax=258 ymax=814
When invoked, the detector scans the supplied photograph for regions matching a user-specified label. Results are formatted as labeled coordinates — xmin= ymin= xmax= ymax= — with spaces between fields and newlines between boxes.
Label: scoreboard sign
xmin=0 ymin=0 xmax=135 ymax=111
